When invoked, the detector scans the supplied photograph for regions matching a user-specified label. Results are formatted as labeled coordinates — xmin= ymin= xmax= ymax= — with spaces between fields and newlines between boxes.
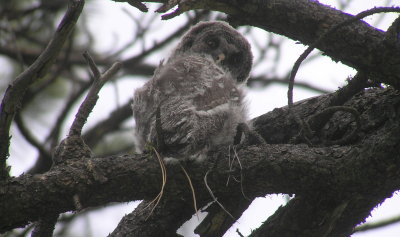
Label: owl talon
xmin=234 ymin=123 xmax=266 ymax=146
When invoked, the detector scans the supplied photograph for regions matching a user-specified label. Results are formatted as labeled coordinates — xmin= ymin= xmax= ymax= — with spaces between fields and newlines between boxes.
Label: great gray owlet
xmin=132 ymin=21 xmax=253 ymax=162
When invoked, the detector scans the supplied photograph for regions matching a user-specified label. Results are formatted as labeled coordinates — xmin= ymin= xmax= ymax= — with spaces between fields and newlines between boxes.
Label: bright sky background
xmin=6 ymin=0 xmax=400 ymax=236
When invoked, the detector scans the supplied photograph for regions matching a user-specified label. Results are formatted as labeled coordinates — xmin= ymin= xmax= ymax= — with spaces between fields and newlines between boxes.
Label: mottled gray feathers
xmin=132 ymin=21 xmax=252 ymax=161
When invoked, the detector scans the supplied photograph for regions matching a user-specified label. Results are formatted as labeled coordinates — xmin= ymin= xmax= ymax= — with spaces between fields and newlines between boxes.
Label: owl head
xmin=172 ymin=21 xmax=253 ymax=83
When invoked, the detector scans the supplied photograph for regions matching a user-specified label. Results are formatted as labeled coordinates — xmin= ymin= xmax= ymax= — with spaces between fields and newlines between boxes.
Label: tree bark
xmin=2 ymin=88 xmax=400 ymax=236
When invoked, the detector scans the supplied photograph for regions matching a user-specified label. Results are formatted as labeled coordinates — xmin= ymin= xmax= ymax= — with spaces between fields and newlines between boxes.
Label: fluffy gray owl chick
xmin=132 ymin=21 xmax=252 ymax=162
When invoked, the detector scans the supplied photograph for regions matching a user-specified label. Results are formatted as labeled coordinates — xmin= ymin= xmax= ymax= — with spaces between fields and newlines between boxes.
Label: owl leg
xmin=234 ymin=123 xmax=266 ymax=146
xmin=155 ymin=105 xmax=182 ymax=165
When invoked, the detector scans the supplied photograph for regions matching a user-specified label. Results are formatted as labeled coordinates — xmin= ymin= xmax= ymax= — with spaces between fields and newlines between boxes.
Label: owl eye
xmin=228 ymin=52 xmax=242 ymax=65
xmin=205 ymin=38 xmax=219 ymax=49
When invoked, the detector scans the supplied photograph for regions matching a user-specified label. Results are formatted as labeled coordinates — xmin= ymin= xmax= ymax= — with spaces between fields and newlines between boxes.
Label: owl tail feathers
xmin=150 ymin=103 xmax=201 ymax=219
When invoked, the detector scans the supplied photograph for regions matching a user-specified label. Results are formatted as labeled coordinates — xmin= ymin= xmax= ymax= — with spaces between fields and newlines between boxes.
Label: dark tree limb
xmin=2 ymin=88 xmax=400 ymax=235
xmin=122 ymin=0 xmax=400 ymax=88
xmin=0 ymin=0 xmax=84 ymax=180
xmin=31 ymin=214 xmax=59 ymax=237
xmin=194 ymin=195 xmax=252 ymax=237
xmin=287 ymin=6 xmax=400 ymax=107
xmin=109 ymin=200 xmax=191 ymax=237
xmin=14 ymin=112 xmax=52 ymax=161
xmin=248 ymin=194 xmax=388 ymax=237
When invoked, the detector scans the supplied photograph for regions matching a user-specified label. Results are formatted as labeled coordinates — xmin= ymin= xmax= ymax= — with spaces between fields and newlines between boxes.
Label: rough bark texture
xmin=2 ymin=88 xmax=400 ymax=236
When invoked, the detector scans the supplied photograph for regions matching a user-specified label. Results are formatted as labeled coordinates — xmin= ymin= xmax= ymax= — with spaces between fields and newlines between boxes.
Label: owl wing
xmin=133 ymin=55 xmax=246 ymax=158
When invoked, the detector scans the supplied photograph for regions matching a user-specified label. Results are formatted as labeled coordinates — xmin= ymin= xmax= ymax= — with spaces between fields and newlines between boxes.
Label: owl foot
xmin=233 ymin=123 xmax=266 ymax=146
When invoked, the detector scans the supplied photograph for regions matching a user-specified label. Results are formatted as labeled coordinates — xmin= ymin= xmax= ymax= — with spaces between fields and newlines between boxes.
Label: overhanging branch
xmin=120 ymin=0 xmax=400 ymax=88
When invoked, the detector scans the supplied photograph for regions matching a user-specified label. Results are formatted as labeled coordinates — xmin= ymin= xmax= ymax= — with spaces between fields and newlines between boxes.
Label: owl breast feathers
xmin=132 ymin=21 xmax=252 ymax=161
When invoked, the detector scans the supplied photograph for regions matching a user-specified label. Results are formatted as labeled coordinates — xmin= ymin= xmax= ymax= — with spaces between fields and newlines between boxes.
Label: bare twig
xmin=68 ymin=52 xmax=121 ymax=136
xmin=287 ymin=7 xmax=400 ymax=146
xmin=179 ymin=163 xmax=199 ymax=218
xmin=144 ymin=147 xmax=167 ymax=220
xmin=0 ymin=0 xmax=84 ymax=180
xmin=354 ymin=214 xmax=400 ymax=233
xmin=52 ymin=52 xmax=121 ymax=165
xmin=292 ymin=72 xmax=365 ymax=145
xmin=307 ymin=72 xmax=367 ymax=134
xmin=122 ymin=12 xmax=209 ymax=67
xmin=236 ymin=228 xmax=245 ymax=237
xmin=14 ymin=112 xmax=52 ymax=160
xmin=45 ymin=80 xmax=92 ymax=145
xmin=113 ymin=0 xmax=149 ymax=12
xmin=82 ymin=100 xmax=132 ymax=148
xmin=204 ymin=170 xmax=235 ymax=220
xmin=232 ymin=147 xmax=250 ymax=201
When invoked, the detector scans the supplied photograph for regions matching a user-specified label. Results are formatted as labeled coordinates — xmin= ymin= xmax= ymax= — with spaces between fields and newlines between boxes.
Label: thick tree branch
xmin=125 ymin=0 xmax=400 ymax=88
xmin=109 ymin=199 xmax=192 ymax=237
xmin=287 ymin=7 xmax=400 ymax=107
xmin=1 ymin=88 xmax=400 ymax=235
xmin=248 ymin=194 xmax=388 ymax=237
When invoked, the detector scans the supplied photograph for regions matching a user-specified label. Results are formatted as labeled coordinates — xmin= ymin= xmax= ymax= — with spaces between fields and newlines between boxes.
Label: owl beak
xmin=215 ymin=53 xmax=225 ymax=64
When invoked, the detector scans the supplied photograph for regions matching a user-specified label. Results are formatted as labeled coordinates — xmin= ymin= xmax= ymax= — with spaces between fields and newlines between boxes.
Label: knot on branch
xmin=293 ymin=106 xmax=361 ymax=146
xmin=52 ymin=135 xmax=93 ymax=165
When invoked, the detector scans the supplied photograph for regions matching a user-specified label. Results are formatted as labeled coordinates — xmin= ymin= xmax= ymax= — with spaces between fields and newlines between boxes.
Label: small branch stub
xmin=53 ymin=52 xmax=121 ymax=164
